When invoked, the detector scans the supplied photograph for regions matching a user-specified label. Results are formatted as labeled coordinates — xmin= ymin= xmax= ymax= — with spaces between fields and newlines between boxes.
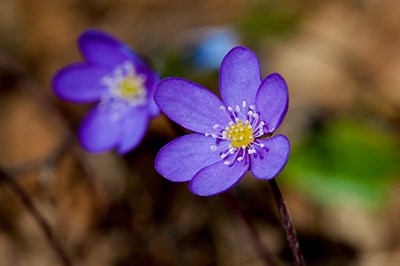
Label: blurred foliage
xmin=158 ymin=48 xmax=221 ymax=95
xmin=237 ymin=1 xmax=301 ymax=42
xmin=283 ymin=119 xmax=400 ymax=209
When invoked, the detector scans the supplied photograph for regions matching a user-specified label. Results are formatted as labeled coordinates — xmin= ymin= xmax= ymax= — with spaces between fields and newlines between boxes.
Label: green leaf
xmin=282 ymin=119 xmax=400 ymax=208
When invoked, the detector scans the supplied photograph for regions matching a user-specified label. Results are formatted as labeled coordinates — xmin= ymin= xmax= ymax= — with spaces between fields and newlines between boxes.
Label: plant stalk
xmin=268 ymin=179 xmax=305 ymax=266
xmin=0 ymin=168 xmax=72 ymax=266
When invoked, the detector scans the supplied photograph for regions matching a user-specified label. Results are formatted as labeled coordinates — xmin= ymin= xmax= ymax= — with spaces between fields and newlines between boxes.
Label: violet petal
xmin=255 ymin=73 xmax=288 ymax=133
xmin=78 ymin=106 xmax=120 ymax=153
xmin=117 ymin=107 xmax=149 ymax=154
xmin=78 ymin=30 xmax=134 ymax=66
xmin=189 ymin=159 xmax=249 ymax=196
xmin=52 ymin=63 xmax=110 ymax=103
xmin=219 ymin=46 xmax=261 ymax=107
xmin=155 ymin=134 xmax=222 ymax=182
xmin=250 ymin=135 xmax=290 ymax=180
xmin=155 ymin=78 xmax=230 ymax=134
xmin=146 ymin=72 xmax=160 ymax=118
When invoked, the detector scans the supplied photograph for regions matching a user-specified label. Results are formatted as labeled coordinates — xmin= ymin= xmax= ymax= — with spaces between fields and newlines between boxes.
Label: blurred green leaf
xmin=282 ymin=119 xmax=400 ymax=208
xmin=238 ymin=3 xmax=301 ymax=42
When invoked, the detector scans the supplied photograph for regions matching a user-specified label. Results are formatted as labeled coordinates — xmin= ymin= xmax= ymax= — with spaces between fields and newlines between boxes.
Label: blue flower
xmin=154 ymin=46 xmax=290 ymax=196
xmin=52 ymin=30 xmax=159 ymax=154
xmin=192 ymin=27 xmax=239 ymax=70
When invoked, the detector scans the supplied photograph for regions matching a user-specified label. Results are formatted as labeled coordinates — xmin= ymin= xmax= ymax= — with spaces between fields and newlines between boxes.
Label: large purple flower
xmin=52 ymin=29 xmax=159 ymax=154
xmin=154 ymin=46 xmax=290 ymax=196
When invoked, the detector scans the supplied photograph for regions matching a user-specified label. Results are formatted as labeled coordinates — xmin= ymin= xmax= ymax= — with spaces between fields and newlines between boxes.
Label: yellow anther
xmin=118 ymin=75 xmax=145 ymax=99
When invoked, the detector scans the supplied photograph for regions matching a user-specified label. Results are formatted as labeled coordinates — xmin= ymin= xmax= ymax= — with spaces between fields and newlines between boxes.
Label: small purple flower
xmin=52 ymin=30 xmax=159 ymax=154
xmin=154 ymin=46 xmax=290 ymax=196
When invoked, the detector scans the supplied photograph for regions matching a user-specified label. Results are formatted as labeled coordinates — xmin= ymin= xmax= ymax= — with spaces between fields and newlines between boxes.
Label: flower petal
xmin=117 ymin=107 xmax=149 ymax=154
xmin=255 ymin=73 xmax=288 ymax=133
xmin=78 ymin=106 xmax=120 ymax=153
xmin=219 ymin=46 xmax=261 ymax=107
xmin=250 ymin=135 xmax=290 ymax=180
xmin=147 ymin=93 xmax=160 ymax=118
xmin=189 ymin=159 xmax=249 ymax=196
xmin=146 ymin=72 xmax=160 ymax=118
xmin=78 ymin=30 xmax=135 ymax=66
xmin=154 ymin=78 xmax=230 ymax=134
xmin=52 ymin=63 xmax=110 ymax=103
xmin=155 ymin=134 xmax=222 ymax=182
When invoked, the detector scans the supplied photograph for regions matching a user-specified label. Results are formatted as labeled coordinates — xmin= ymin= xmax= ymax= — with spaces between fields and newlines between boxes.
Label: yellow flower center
xmin=118 ymin=75 xmax=145 ymax=100
xmin=225 ymin=120 xmax=254 ymax=148
xmin=101 ymin=62 xmax=148 ymax=106
xmin=206 ymin=103 xmax=266 ymax=165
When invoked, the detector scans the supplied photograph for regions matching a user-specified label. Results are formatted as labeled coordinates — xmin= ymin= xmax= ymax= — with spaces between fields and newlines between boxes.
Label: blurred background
xmin=0 ymin=0 xmax=400 ymax=265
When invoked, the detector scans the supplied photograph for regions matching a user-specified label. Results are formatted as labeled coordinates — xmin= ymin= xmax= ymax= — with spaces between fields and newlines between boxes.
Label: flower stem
xmin=0 ymin=168 xmax=72 ymax=266
xmin=223 ymin=192 xmax=277 ymax=266
xmin=268 ymin=179 xmax=305 ymax=266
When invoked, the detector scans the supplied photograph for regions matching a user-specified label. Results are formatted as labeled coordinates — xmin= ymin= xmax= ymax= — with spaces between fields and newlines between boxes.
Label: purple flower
xmin=154 ymin=46 xmax=290 ymax=196
xmin=52 ymin=30 xmax=159 ymax=154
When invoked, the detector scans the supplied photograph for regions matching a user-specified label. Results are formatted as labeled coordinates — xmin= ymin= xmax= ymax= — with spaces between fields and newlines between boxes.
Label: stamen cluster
xmin=101 ymin=61 xmax=147 ymax=106
xmin=205 ymin=101 xmax=266 ymax=166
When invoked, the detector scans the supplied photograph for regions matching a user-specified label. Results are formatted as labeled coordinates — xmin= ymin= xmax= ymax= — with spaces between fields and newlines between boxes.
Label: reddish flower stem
xmin=268 ymin=179 xmax=305 ymax=266
xmin=0 ymin=168 xmax=72 ymax=266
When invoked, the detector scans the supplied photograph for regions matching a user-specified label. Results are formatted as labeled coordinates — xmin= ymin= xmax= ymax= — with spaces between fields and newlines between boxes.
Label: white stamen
xmin=100 ymin=61 xmax=147 ymax=107
xmin=206 ymin=99 xmax=269 ymax=167
xmin=249 ymin=148 xmax=256 ymax=154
